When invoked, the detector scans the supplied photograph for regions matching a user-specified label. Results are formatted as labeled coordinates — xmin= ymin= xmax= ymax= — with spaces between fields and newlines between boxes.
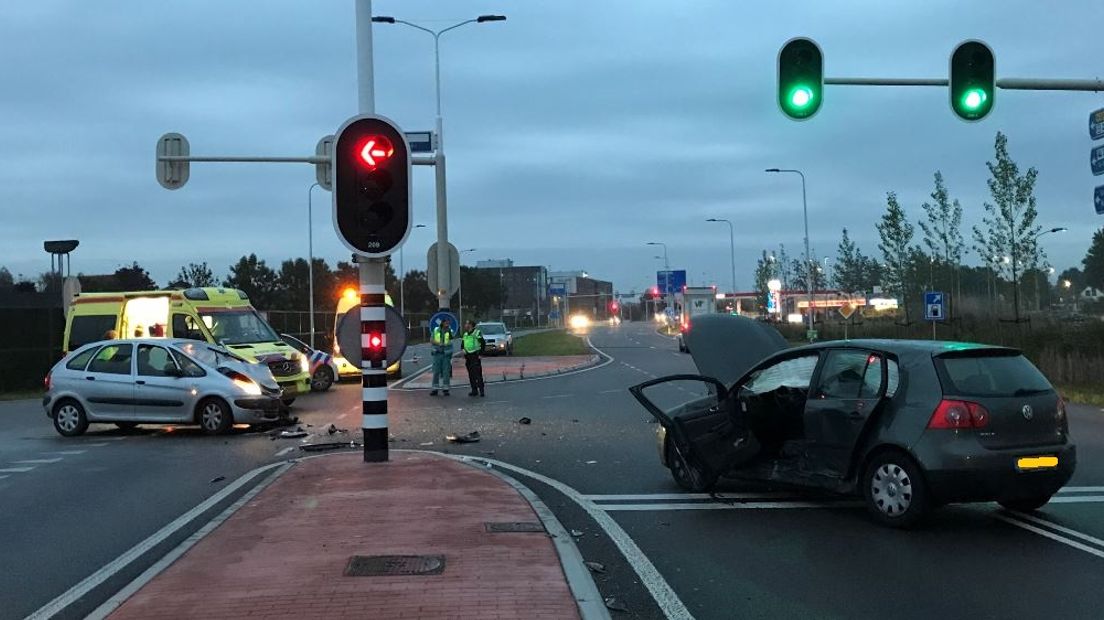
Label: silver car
xmin=476 ymin=321 xmax=513 ymax=355
xmin=43 ymin=339 xmax=285 ymax=436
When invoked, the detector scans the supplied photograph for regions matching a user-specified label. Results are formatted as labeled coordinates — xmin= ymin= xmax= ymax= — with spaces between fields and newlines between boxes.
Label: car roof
xmin=787 ymin=339 xmax=1018 ymax=359
xmin=476 ymin=321 xmax=506 ymax=326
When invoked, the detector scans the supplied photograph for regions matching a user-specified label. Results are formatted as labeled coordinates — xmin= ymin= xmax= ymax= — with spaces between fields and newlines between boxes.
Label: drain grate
xmin=484 ymin=521 xmax=545 ymax=533
xmin=344 ymin=554 xmax=446 ymax=577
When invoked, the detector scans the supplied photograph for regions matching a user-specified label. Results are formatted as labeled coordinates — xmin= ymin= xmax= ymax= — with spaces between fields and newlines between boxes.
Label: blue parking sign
xmin=429 ymin=311 xmax=459 ymax=336
xmin=924 ymin=291 xmax=945 ymax=322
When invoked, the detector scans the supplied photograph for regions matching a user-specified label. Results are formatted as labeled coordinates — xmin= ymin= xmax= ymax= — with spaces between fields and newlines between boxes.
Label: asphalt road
xmin=4 ymin=321 xmax=1104 ymax=619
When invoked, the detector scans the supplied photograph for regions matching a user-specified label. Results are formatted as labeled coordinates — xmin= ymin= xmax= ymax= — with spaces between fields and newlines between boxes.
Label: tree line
xmin=752 ymin=131 xmax=1104 ymax=322
xmin=0 ymin=257 xmax=507 ymax=319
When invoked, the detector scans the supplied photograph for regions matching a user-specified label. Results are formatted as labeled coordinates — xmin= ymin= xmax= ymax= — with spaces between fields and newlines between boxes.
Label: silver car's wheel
xmin=53 ymin=400 xmax=88 ymax=437
xmin=198 ymin=398 xmax=233 ymax=435
xmin=870 ymin=463 xmax=913 ymax=516
xmin=862 ymin=452 xmax=930 ymax=528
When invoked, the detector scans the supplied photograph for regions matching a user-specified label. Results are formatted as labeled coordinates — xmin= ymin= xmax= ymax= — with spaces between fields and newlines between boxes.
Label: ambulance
xmin=332 ymin=287 xmax=402 ymax=380
xmin=63 ymin=287 xmax=311 ymax=404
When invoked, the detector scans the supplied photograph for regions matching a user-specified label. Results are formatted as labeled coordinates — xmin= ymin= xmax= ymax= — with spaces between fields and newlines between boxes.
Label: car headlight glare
xmin=300 ymin=355 xmax=310 ymax=373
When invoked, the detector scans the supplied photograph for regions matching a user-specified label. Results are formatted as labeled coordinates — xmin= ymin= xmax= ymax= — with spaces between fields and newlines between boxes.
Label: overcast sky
xmin=2 ymin=0 xmax=1102 ymax=296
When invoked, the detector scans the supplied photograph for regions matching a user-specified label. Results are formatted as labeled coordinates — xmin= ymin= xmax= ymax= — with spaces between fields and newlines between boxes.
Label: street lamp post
xmin=646 ymin=242 xmax=670 ymax=312
xmin=373 ymin=14 xmax=506 ymax=311
xmin=457 ymin=248 xmax=476 ymax=326
xmin=766 ymin=168 xmax=814 ymax=339
xmin=307 ymin=182 xmax=320 ymax=348
xmin=706 ymin=218 xmax=737 ymax=298
xmin=1031 ymin=227 xmax=1068 ymax=312
xmin=399 ymin=223 xmax=427 ymax=319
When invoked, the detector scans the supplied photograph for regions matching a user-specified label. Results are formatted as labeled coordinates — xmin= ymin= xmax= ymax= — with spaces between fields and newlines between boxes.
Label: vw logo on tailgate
xmin=1022 ymin=404 xmax=1034 ymax=420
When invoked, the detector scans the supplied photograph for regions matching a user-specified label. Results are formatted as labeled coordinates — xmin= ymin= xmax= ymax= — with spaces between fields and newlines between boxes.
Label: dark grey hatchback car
xmin=630 ymin=315 xmax=1076 ymax=528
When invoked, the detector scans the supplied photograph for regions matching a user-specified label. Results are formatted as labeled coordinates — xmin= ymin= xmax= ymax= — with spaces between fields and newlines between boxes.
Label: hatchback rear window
xmin=936 ymin=353 xmax=1052 ymax=397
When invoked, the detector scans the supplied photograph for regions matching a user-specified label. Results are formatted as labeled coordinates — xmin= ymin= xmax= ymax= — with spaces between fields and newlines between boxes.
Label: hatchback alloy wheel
xmin=54 ymin=401 xmax=88 ymax=437
xmin=199 ymin=398 xmax=233 ymax=435
xmin=871 ymin=463 xmax=913 ymax=516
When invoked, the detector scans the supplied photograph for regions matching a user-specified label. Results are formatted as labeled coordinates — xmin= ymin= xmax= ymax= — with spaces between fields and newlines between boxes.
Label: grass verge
xmin=512 ymin=330 xmax=591 ymax=356
xmin=1056 ymin=385 xmax=1104 ymax=408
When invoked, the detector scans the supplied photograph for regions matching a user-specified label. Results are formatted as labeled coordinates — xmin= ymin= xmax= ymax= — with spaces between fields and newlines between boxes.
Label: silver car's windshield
xmin=479 ymin=324 xmax=506 ymax=335
xmin=171 ymin=341 xmax=245 ymax=367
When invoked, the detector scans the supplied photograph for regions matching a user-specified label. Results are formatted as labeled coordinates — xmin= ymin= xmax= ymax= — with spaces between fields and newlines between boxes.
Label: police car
xmin=280 ymin=333 xmax=340 ymax=392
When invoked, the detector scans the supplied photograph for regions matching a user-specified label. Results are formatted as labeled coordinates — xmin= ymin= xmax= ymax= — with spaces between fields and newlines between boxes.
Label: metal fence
xmin=0 ymin=307 xmax=64 ymax=392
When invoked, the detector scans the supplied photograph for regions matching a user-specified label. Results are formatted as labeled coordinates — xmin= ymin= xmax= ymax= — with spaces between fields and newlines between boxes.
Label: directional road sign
xmin=924 ymin=291 xmax=946 ymax=322
xmin=404 ymin=131 xmax=435 ymax=153
xmin=336 ymin=305 xmax=406 ymax=367
xmin=426 ymin=242 xmax=461 ymax=297
xmin=429 ymin=311 xmax=459 ymax=337
xmin=315 ymin=134 xmax=334 ymax=190
xmin=1093 ymin=144 xmax=1104 ymax=176
xmin=1091 ymin=108 xmax=1104 ymax=141
xmin=548 ymin=284 xmax=566 ymax=296
xmin=657 ymin=270 xmax=687 ymax=295
xmin=1096 ymin=185 xmax=1104 ymax=215
xmin=156 ymin=132 xmax=190 ymax=190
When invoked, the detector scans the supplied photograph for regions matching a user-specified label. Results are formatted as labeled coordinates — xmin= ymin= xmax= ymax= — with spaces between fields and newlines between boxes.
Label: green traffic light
xmin=962 ymin=88 xmax=986 ymax=110
xmin=789 ymin=86 xmax=814 ymax=109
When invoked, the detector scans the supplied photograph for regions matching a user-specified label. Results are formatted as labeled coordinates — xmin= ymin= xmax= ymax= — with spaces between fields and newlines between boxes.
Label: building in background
xmin=474 ymin=260 xmax=548 ymax=325
xmin=550 ymin=270 xmax=614 ymax=319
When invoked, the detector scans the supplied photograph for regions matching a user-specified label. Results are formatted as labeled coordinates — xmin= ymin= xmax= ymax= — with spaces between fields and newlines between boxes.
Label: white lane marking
xmin=86 ymin=463 xmax=292 ymax=620
xmin=1048 ymin=496 xmax=1104 ymax=504
xmin=48 ymin=450 xmax=87 ymax=456
xmin=336 ymin=412 xmax=348 ymax=420
xmin=0 ymin=475 xmax=8 ymax=480
xmin=14 ymin=458 xmax=62 ymax=464
xmin=454 ymin=455 xmax=694 ymax=620
xmin=996 ymin=515 xmax=1104 ymax=560
xmin=542 ymin=394 xmax=572 ymax=399
xmin=84 ymin=443 xmax=109 ymax=447
xmin=1010 ymin=511 xmax=1104 ymax=549
xmin=601 ymin=501 xmax=862 ymax=511
xmin=274 ymin=446 xmax=297 ymax=458
xmin=25 ymin=461 xmax=286 ymax=620
xmin=598 ymin=389 xmax=622 ymax=394
xmin=1059 ymin=486 xmax=1104 ymax=494
xmin=0 ymin=467 xmax=34 ymax=473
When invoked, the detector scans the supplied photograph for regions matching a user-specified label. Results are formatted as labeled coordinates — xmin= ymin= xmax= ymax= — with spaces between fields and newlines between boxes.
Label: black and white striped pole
xmin=359 ymin=260 xmax=389 ymax=461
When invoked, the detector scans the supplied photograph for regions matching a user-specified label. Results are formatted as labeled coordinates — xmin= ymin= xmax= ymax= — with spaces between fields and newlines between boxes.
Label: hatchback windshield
xmin=199 ymin=310 xmax=279 ymax=345
xmin=171 ymin=341 xmax=247 ymax=367
xmin=937 ymin=353 xmax=1053 ymax=397
xmin=478 ymin=323 xmax=506 ymax=335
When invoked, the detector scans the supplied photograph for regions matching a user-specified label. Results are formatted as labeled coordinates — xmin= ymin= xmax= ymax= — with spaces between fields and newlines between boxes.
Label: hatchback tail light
xmin=44 ymin=371 xmax=52 ymax=391
xmin=927 ymin=399 xmax=990 ymax=429
xmin=1057 ymin=396 xmax=1069 ymax=433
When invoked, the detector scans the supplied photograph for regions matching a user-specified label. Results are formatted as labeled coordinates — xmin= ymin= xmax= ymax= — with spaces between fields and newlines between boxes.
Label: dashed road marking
xmin=49 ymin=450 xmax=87 ymax=456
xmin=0 ymin=475 xmax=8 ymax=480
xmin=0 ymin=467 xmax=35 ymax=473
xmin=15 ymin=458 xmax=62 ymax=464
xmin=598 ymin=389 xmax=622 ymax=394
xmin=274 ymin=446 xmax=297 ymax=458
xmin=542 ymin=394 xmax=572 ymax=399
xmin=84 ymin=443 xmax=110 ymax=447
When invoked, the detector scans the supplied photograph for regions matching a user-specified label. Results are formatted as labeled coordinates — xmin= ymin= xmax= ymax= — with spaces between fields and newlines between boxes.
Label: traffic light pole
xmin=355 ymin=0 xmax=389 ymax=463
xmin=824 ymin=76 xmax=1104 ymax=91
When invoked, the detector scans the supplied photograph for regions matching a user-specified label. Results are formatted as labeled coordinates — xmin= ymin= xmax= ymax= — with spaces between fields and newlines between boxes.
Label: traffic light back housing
xmin=777 ymin=38 xmax=823 ymax=121
xmin=333 ymin=115 xmax=411 ymax=257
xmin=950 ymin=40 xmax=995 ymax=121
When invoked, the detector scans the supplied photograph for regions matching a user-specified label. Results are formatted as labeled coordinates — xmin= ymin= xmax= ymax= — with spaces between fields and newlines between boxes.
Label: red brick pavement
xmin=109 ymin=452 xmax=581 ymax=620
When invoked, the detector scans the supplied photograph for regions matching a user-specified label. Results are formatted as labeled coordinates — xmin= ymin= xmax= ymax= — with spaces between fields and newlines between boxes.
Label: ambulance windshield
xmin=198 ymin=309 xmax=279 ymax=345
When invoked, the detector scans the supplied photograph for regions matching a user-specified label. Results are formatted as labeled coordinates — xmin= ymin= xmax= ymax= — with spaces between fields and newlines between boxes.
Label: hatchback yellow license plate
xmin=1017 ymin=456 xmax=1058 ymax=471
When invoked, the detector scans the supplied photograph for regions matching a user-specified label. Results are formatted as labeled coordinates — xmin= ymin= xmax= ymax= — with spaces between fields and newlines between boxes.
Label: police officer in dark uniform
xmin=461 ymin=320 xmax=485 ymax=397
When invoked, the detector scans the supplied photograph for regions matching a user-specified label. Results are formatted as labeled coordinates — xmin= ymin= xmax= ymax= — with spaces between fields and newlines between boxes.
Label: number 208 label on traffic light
xmin=332 ymin=115 xmax=412 ymax=257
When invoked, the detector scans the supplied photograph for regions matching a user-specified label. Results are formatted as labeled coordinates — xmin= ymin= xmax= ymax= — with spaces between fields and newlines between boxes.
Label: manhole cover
xmin=484 ymin=521 xmax=545 ymax=533
xmin=344 ymin=554 xmax=446 ymax=577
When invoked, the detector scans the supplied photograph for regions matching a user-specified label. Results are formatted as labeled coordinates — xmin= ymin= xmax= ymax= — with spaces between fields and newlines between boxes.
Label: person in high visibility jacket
xmin=430 ymin=318 xmax=454 ymax=396
xmin=461 ymin=320 xmax=486 ymax=397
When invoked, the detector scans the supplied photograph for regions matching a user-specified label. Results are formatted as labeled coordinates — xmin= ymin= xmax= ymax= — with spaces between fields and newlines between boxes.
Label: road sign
xmin=924 ymin=291 xmax=946 ymax=322
xmin=1091 ymin=108 xmax=1104 ymax=141
xmin=426 ymin=242 xmax=461 ymax=297
xmin=548 ymin=284 xmax=566 ymax=296
xmin=1093 ymin=144 xmax=1104 ymax=176
xmin=314 ymin=134 xmax=334 ymax=190
xmin=429 ymin=311 xmax=459 ymax=337
xmin=404 ymin=131 xmax=434 ymax=153
xmin=155 ymin=133 xmax=190 ymax=190
xmin=1096 ymin=185 xmax=1104 ymax=215
xmin=336 ymin=305 xmax=406 ymax=368
xmin=838 ymin=302 xmax=856 ymax=320
xmin=657 ymin=270 xmax=687 ymax=295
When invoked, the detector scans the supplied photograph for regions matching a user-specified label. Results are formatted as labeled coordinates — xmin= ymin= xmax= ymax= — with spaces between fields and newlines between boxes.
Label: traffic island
xmin=105 ymin=452 xmax=602 ymax=619
xmin=397 ymin=354 xmax=601 ymax=389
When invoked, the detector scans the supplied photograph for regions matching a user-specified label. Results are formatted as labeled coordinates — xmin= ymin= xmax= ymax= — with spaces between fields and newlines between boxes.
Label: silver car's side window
xmin=65 ymin=346 xmax=100 ymax=371
xmin=137 ymin=344 xmax=179 ymax=377
xmin=744 ymin=355 xmax=819 ymax=395
xmin=169 ymin=349 xmax=207 ymax=378
xmin=87 ymin=344 xmax=133 ymax=375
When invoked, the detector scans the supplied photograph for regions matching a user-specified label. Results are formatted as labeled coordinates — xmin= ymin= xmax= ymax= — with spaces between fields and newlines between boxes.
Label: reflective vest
xmin=462 ymin=329 xmax=483 ymax=354
xmin=432 ymin=327 xmax=452 ymax=346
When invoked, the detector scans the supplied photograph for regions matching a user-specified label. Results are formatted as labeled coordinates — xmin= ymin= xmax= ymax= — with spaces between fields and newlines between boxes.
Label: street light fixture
xmin=765 ymin=168 xmax=814 ymax=338
xmin=646 ymin=241 xmax=670 ymax=304
xmin=1031 ymin=227 xmax=1068 ymax=311
xmin=706 ymin=218 xmax=737 ymax=297
xmin=372 ymin=13 xmax=506 ymax=311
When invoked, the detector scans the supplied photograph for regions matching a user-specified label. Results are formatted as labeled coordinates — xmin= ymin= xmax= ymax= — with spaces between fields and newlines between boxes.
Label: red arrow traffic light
xmin=358 ymin=136 xmax=394 ymax=169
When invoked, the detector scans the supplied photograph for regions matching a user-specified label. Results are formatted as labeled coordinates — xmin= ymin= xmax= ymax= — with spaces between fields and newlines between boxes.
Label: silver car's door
xmin=82 ymin=343 xmax=136 ymax=420
xmin=135 ymin=344 xmax=192 ymax=422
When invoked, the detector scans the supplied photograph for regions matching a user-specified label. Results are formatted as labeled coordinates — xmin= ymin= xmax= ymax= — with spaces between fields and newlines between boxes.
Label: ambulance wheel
xmin=311 ymin=367 xmax=335 ymax=392
xmin=281 ymin=398 xmax=296 ymax=407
